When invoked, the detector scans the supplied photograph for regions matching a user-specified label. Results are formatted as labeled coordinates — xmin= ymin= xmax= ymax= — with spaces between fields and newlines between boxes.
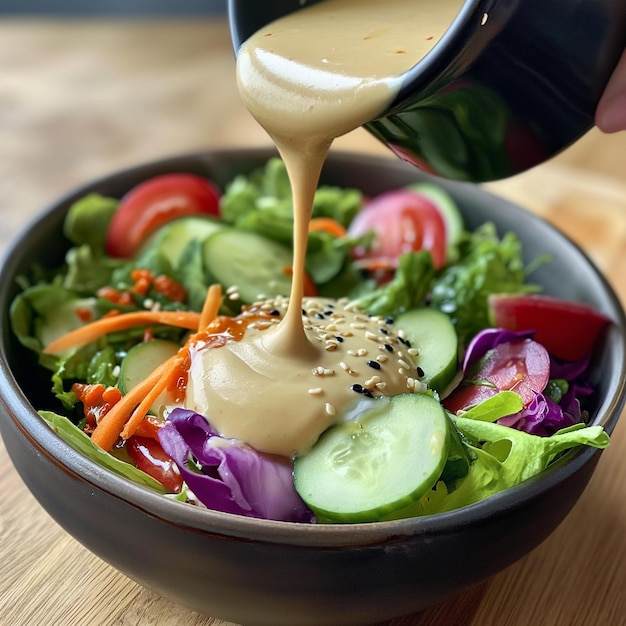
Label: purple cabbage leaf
xmin=158 ymin=408 xmax=314 ymax=523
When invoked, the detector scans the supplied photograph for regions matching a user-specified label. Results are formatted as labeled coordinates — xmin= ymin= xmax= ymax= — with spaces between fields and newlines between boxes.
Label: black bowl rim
xmin=1 ymin=147 xmax=625 ymax=547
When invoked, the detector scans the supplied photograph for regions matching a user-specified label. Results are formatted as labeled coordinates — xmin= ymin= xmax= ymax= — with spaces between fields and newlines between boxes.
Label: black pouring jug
xmin=228 ymin=0 xmax=626 ymax=182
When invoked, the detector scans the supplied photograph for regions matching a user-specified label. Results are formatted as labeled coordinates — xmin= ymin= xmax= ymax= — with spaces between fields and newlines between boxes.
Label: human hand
xmin=596 ymin=50 xmax=626 ymax=132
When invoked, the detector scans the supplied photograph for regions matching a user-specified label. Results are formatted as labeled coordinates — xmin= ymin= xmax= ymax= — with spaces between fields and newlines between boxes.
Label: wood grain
xmin=1 ymin=20 xmax=625 ymax=626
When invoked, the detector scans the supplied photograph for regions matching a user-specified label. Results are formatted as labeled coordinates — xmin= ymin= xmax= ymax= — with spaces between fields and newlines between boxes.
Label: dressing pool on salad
xmin=185 ymin=0 xmax=464 ymax=454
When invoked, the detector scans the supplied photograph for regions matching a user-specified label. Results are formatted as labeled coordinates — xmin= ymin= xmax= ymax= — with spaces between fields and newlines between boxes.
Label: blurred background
xmin=0 ymin=0 xmax=227 ymax=16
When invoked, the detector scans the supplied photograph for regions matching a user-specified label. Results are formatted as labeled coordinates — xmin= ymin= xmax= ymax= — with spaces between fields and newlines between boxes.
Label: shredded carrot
xmin=199 ymin=283 xmax=223 ymax=330
xmin=119 ymin=356 xmax=185 ymax=441
xmin=42 ymin=310 xmax=202 ymax=355
xmin=86 ymin=284 xmax=225 ymax=450
xmin=91 ymin=356 xmax=177 ymax=451
xmin=308 ymin=217 xmax=347 ymax=238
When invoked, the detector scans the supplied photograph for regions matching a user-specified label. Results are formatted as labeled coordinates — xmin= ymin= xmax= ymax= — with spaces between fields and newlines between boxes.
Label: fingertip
xmin=595 ymin=94 xmax=626 ymax=133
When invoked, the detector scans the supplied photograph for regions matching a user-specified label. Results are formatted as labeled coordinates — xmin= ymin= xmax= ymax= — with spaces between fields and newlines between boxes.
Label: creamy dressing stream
xmin=185 ymin=0 xmax=462 ymax=456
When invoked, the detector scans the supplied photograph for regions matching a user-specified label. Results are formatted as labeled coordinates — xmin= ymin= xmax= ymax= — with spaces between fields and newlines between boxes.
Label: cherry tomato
xmin=488 ymin=294 xmax=611 ymax=362
xmin=347 ymin=189 xmax=447 ymax=269
xmin=443 ymin=339 xmax=550 ymax=414
xmin=126 ymin=435 xmax=183 ymax=493
xmin=105 ymin=173 xmax=221 ymax=258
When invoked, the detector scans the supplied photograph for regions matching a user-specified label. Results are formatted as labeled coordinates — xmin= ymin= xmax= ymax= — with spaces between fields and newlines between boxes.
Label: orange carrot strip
xmin=91 ymin=356 xmax=177 ymax=451
xmin=120 ymin=357 xmax=184 ymax=441
xmin=199 ymin=283 xmax=223 ymax=330
xmin=308 ymin=217 xmax=347 ymax=238
xmin=43 ymin=310 xmax=201 ymax=355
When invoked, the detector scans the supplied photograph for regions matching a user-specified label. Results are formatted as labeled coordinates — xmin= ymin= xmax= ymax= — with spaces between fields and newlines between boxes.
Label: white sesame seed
xmin=340 ymin=331 xmax=353 ymax=337
xmin=376 ymin=354 xmax=388 ymax=363
xmin=397 ymin=350 xmax=405 ymax=360
xmin=375 ymin=381 xmax=387 ymax=390
xmin=399 ymin=368 xmax=407 ymax=376
xmin=398 ymin=329 xmax=407 ymax=339
xmin=308 ymin=387 xmax=323 ymax=395
xmin=364 ymin=375 xmax=381 ymax=389
xmin=226 ymin=285 xmax=239 ymax=295
xmin=408 ymin=348 xmax=419 ymax=357
xmin=325 ymin=342 xmax=338 ymax=351
xmin=325 ymin=403 xmax=336 ymax=416
xmin=112 ymin=365 xmax=121 ymax=378
xmin=398 ymin=359 xmax=411 ymax=370
xmin=323 ymin=368 xmax=335 ymax=376
xmin=356 ymin=348 xmax=368 ymax=357
xmin=347 ymin=350 xmax=357 ymax=356
xmin=339 ymin=361 xmax=350 ymax=371
xmin=228 ymin=293 xmax=240 ymax=301
xmin=365 ymin=331 xmax=379 ymax=341
xmin=324 ymin=323 xmax=338 ymax=332
xmin=350 ymin=322 xmax=366 ymax=330
xmin=406 ymin=377 xmax=416 ymax=392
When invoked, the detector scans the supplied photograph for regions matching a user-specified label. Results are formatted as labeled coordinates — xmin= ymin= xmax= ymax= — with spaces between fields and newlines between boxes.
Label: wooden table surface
xmin=1 ymin=20 xmax=626 ymax=626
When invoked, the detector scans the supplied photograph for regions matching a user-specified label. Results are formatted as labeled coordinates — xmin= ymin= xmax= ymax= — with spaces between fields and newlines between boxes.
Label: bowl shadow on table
xmin=0 ymin=148 xmax=625 ymax=626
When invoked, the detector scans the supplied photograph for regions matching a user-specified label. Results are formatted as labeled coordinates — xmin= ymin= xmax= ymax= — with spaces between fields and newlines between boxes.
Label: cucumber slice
xmin=38 ymin=297 xmax=97 ymax=350
xmin=203 ymin=229 xmax=293 ymax=303
xmin=119 ymin=339 xmax=179 ymax=412
xmin=146 ymin=216 xmax=225 ymax=268
xmin=395 ymin=308 xmax=458 ymax=393
xmin=294 ymin=393 xmax=449 ymax=522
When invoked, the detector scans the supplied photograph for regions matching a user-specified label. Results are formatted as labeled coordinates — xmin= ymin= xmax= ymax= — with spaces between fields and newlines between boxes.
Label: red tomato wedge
xmin=126 ymin=435 xmax=183 ymax=493
xmin=347 ymin=189 xmax=447 ymax=269
xmin=105 ymin=173 xmax=221 ymax=258
xmin=443 ymin=338 xmax=550 ymax=414
xmin=488 ymin=294 xmax=611 ymax=361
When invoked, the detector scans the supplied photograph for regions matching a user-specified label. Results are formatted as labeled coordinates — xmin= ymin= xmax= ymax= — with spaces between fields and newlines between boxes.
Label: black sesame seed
xmin=366 ymin=360 xmax=381 ymax=370
xmin=385 ymin=316 xmax=394 ymax=324
xmin=398 ymin=336 xmax=408 ymax=346
xmin=302 ymin=309 xmax=307 ymax=316
xmin=324 ymin=310 xmax=333 ymax=316
xmin=351 ymin=383 xmax=364 ymax=394
xmin=362 ymin=388 xmax=374 ymax=398
xmin=314 ymin=312 xmax=325 ymax=320
xmin=379 ymin=327 xmax=389 ymax=335
xmin=335 ymin=336 xmax=344 ymax=343
xmin=416 ymin=366 xmax=425 ymax=378
xmin=269 ymin=309 xmax=281 ymax=316
xmin=384 ymin=343 xmax=394 ymax=353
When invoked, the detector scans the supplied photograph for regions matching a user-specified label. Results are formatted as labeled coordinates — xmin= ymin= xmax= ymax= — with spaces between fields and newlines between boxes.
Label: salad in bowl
xmin=8 ymin=155 xmax=614 ymax=524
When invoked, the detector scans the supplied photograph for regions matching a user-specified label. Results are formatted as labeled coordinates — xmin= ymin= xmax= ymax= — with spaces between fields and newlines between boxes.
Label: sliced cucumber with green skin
xmin=395 ymin=307 xmax=458 ymax=393
xmin=203 ymin=229 xmax=293 ymax=303
xmin=146 ymin=216 xmax=225 ymax=268
xmin=294 ymin=393 xmax=449 ymax=523
xmin=119 ymin=339 xmax=180 ymax=412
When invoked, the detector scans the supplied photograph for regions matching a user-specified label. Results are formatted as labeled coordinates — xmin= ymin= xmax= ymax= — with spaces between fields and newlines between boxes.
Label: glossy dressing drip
xmin=185 ymin=0 xmax=462 ymax=456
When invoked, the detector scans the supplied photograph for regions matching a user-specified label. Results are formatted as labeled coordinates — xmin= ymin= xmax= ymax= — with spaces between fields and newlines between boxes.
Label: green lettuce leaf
xmin=430 ymin=223 xmax=544 ymax=345
xmin=63 ymin=193 xmax=119 ymax=255
xmin=40 ymin=410 xmax=168 ymax=493
xmin=353 ymin=250 xmax=435 ymax=317
xmin=418 ymin=418 xmax=609 ymax=515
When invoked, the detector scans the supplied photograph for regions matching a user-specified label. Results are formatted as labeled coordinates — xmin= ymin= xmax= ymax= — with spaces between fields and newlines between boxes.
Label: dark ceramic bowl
xmin=1 ymin=149 xmax=625 ymax=626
